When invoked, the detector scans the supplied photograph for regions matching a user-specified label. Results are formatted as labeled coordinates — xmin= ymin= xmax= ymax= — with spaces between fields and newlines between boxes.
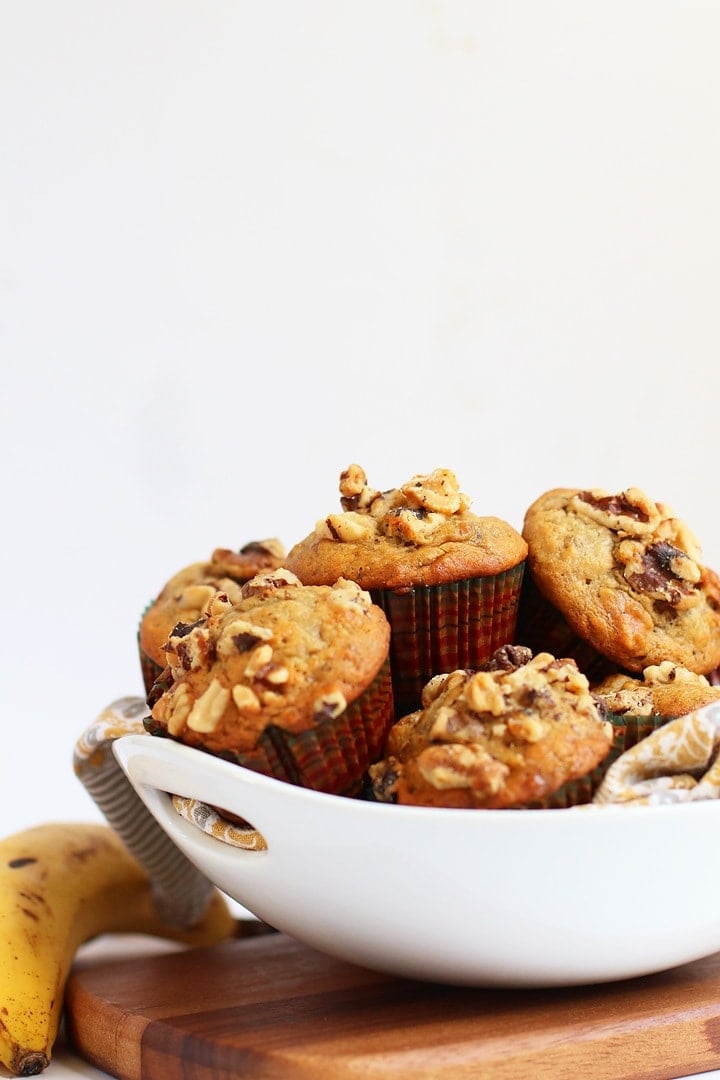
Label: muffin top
xmin=592 ymin=661 xmax=720 ymax=718
xmin=285 ymin=464 xmax=528 ymax=590
xmin=140 ymin=539 xmax=286 ymax=668
xmin=368 ymin=646 xmax=613 ymax=808
xmin=147 ymin=568 xmax=390 ymax=754
xmin=522 ymin=487 xmax=720 ymax=674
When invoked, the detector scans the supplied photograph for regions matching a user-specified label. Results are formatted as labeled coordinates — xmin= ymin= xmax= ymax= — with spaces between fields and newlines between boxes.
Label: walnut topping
xmin=319 ymin=464 xmax=474 ymax=547
xmin=615 ymin=539 xmax=701 ymax=609
xmin=186 ymin=679 xmax=230 ymax=733
xmin=166 ymin=623 xmax=213 ymax=674
xmin=572 ymin=487 xmax=661 ymax=534
xmin=206 ymin=593 xmax=235 ymax=618
xmin=339 ymin=463 xmax=367 ymax=499
xmin=465 ymin=673 xmax=510 ymax=716
xmin=243 ymin=643 xmax=273 ymax=678
xmin=323 ymin=512 xmax=376 ymax=542
xmin=383 ymin=508 xmax=445 ymax=545
xmin=231 ymin=684 xmax=261 ymax=711
xmin=166 ymin=683 xmax=193 ymax=736
xmin=313 ymin=689 xmax=347 ymax=721
xmin=241 ymin=568 xmax=302 ymax=598
xmin=569 ymin=487 xmax=706 ymax=611
xmin=400 ymin=469 xmax=471 ymax=515
xmin=655 ymin=515 xmax=703 ymax=563
xmin=178 ymin=584 xmax=216 ymax=614
xmin=643 ymin=661 xmax=709 ymax=687
xmin=507 ymin=716 xmax=545 ymax=743
xmin=421 ymin=669 xmax=472 ymax=707
xmin=328 ymin=577 xmax=373 ymax=610
xmin=479 ymin=645 xmax=533 ymax=672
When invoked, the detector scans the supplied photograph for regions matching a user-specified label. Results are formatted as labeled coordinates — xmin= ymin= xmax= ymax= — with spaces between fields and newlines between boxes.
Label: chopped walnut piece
xmin=231 ymin=684 xmax=261 ymax=712
xmin=317 ymin=464 xmax=476 ymax=547
xmin=186 ymin=679 xmax=230 ymax=734
xmin=616 ymin=539 xmax=701 ymax=609
xmin=166 ymin=683 xmax=193 ymax=736
xmin=400 ymin=469 xmax=471 ymax=515
xmin=313 ymin=689 xmax=347 ymax=721
xmin=243 ymin=643 xmax=273 ymax=678
xmin=323 ymin=512 xmax=377 ymax=543
xmin=572 ymin=487 xmax=661 ymax=535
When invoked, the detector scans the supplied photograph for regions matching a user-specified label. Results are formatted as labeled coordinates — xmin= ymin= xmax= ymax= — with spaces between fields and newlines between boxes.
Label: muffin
xmin=138 ymin=539 xmax=286 ymax=693
xmin=145 ymin=568 xmax=394 ymax=796
xmin=367 ymin=646 xmax=613 ymax=809
xmin=520 ymin=486 xmax=720 ymax=677
xmin=592 ymin=660 xmax=720 ymax=757
xmin=285 ymin=465 xmax=528 ymax=718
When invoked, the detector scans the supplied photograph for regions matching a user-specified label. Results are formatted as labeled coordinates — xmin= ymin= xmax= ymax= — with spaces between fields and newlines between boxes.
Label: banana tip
xmin=14 ymin=1050 xmax=49 ymax=1076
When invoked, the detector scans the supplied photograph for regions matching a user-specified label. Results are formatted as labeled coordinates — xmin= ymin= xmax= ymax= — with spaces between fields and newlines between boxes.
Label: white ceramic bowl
xmin=113 ymin=733 xmax=720 ymax=988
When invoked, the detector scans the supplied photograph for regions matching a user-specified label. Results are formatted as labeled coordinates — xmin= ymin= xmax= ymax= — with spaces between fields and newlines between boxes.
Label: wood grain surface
xmin=64 ymin=932 xmax=720 ymax=1080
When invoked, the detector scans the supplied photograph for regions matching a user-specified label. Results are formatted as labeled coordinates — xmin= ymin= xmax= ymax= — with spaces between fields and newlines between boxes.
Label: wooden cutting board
xmin=64 ymin=931 xmax=720 ymax=1080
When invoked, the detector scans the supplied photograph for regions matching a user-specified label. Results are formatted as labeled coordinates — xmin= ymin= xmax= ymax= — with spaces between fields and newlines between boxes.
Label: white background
xmin=4 ymin=0 xmax=720 ymax=812
xmin=5 ymin=0 xmax=720 ymax=838
xmin=3 ymin=3 xmax=720 ymax=1077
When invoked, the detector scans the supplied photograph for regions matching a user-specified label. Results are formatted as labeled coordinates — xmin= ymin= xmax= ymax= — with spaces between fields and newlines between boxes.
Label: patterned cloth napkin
xmin=594 ymin=702 xmax=720 ymax=805
xmin=73 ymin=695 xmax=264 ymax=928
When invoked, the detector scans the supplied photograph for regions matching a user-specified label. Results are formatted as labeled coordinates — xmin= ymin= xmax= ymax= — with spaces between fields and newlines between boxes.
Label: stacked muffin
xmin=286 ymin=464 xmax=528 ymax=719
xmin=139 ymin=540 xmax=286 ymax=694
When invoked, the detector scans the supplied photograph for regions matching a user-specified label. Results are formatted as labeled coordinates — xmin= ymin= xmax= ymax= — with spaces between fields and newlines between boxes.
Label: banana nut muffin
xmin=593 ymin=661 xmax=720 ymax=720
xmin=367 ymin=646 xmax=613 ymax=809
xmin=286 ymin=464 xmax=528 ymax=718
xmin=521 ymin=487 xmax=720 ymax=676
xmin=139 ymin=539 xmax=286 ymax=692
xmin=145 ymin=568 xmax=394 ymax=796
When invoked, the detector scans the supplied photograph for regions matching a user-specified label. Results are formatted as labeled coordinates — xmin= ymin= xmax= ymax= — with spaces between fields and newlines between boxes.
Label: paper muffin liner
xmin=371 ymin=563 xmax=525 ymax=719
xmin=514 ymin=573 xmax=620 ymax=684
xmin=145 ymin=655 xmax=395 ymax=797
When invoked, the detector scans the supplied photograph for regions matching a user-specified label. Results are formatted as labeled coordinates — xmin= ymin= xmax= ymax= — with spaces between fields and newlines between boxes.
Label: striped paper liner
xmin=73 ymin=697 xmax=215 ymax=926
xmin=372 ymin=563 xmax=525 ymax=719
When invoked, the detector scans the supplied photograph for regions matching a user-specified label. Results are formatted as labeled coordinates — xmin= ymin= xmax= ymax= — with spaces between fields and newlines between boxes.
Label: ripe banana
xmin=0 ymin=821 xmax=237 ymax=1076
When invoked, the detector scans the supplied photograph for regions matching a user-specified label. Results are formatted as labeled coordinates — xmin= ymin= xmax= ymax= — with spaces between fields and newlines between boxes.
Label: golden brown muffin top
xmin=140 ymin=539 xmax=286 ymax=667
xmin=522 ymin=487 xmax=720 ymax=675
xmin=148 ymin=568 xmax=390 ymax=754
xmin=592 ymin=661 xmax=720 ymax=718
xmin=368 ymin=647 xmax=613 ymax=808
xmin=286 ymin=464 xmax=527 ymax=590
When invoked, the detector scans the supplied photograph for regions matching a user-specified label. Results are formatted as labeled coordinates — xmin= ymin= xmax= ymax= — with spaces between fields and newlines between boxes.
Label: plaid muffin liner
xmin=371 ymin=563 xmax=525 ymax=719
xmin=525 ymin=712 xmax=669 ymax=809
xmin=515 ymin=573 xmax=620 ymax=684
xmin=145 ymin=656 xmax=395 ymax=797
